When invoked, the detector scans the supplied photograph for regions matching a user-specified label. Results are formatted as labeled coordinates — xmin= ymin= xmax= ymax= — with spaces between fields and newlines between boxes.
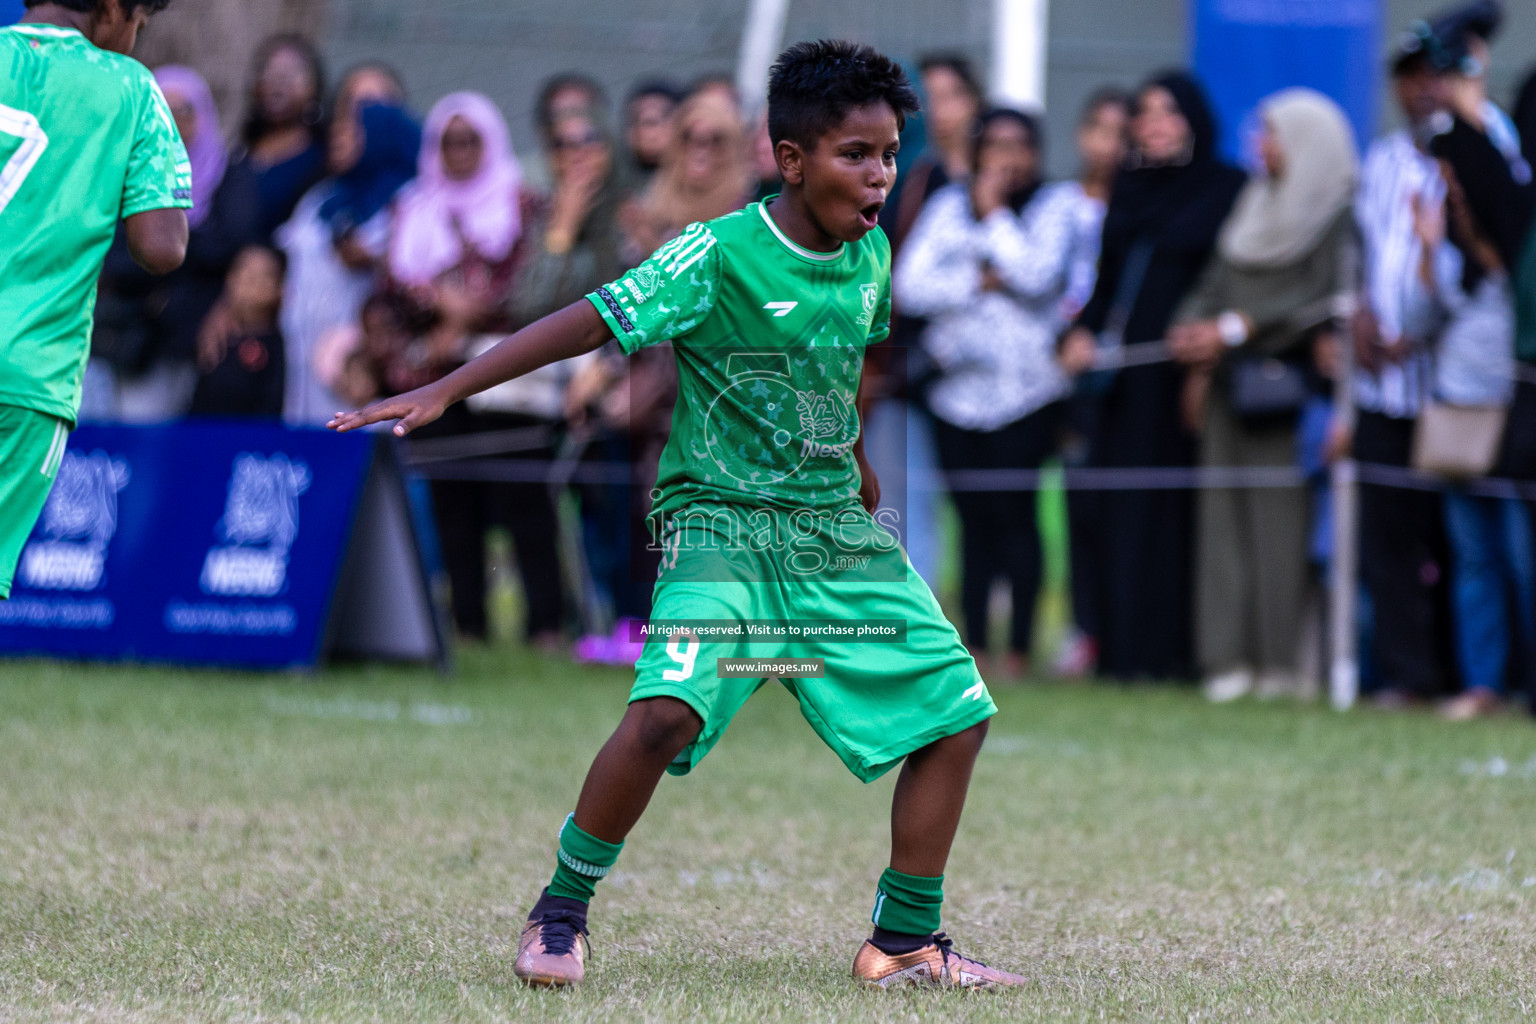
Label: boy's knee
xmin=914 ymin=718 xmax=989 ymax=763
xmin=957 ymin=718 xmax=989 ymax=749
xmin=934 ymin=718 xmax=989 ymax=759
xmin=625 ymin=696 xmax=703 ymax=760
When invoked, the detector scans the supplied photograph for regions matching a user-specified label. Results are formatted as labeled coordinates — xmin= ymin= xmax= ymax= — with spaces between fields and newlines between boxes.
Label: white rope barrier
xmin=403 ymin=450 xmax=1536 ymax=499
xmin=1090 ymin=340 xmax=1171 ymax=370
xmin=403 ymin=425 xmax=556 ymax=463
xmin=401 ymin=332 xmax=1536 ymax=715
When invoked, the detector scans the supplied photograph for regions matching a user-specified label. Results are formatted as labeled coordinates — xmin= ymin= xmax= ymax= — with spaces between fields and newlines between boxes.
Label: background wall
xmin=132 ymin=0 xmax=326 ymax=127
xmin=114 ymin=0 xmax=1536 ymax=179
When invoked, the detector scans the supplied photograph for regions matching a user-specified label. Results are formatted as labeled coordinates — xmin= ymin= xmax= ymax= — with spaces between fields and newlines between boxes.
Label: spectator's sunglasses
xmin=554 ymin=130 xmax=605 ymax=151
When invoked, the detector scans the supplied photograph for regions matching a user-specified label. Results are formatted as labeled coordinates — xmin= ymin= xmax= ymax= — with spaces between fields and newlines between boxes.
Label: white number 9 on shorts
xmin=661 ymin=630 xmax=699 ymax=682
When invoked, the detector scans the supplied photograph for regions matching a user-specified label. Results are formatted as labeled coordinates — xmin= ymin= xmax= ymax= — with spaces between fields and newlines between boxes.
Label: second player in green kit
xmin=0 ymin=0 xmax=191 ymax=598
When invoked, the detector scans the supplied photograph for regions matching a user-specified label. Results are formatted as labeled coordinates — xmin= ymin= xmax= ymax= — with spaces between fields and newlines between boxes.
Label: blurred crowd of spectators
xmin=85 ymin=1 xmax=1536 ymax=719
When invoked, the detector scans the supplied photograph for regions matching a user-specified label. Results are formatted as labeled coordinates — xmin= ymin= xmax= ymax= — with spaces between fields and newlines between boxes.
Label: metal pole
xmin=992 ymin=0 xmax=1050 ymax=110
xmin=1329 ymin=312 xmax=1360 ymax=710
xmin=736 ymin=0 xmax=791 ymax=115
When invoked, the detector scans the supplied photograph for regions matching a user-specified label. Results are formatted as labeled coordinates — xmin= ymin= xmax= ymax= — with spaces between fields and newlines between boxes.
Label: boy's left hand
xmin=328 ymin=381 xmax=449 ymax=436
xmin=857 ymin=461 xmax=880 ymax=514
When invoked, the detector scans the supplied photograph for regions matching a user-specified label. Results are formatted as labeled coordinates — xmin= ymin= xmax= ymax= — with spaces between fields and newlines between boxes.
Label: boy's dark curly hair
xmin=767 ymin=40 xmax=920 ymax=149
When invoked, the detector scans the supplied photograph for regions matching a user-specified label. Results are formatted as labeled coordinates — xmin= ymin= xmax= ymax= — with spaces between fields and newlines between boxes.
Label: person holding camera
xmin=1167 ymin=89 xmax=1359 ymax=703
xmin=1409 ymin=1 xmax=1536 ymax=719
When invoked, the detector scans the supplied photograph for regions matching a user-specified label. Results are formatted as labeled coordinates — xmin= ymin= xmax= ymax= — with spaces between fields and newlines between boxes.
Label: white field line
xmin=262 ymin=693 xmax=474 ymax=725
xmin=981 ymin=733 xmax=1088 ymax=758
xmin=1458 ymin=754 xmax=1536 ymax=779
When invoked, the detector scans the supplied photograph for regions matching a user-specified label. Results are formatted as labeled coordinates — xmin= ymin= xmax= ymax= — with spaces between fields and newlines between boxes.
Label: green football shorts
xmin=0 ymin=403 xmax=69 ymax=599
xmin=630 ymin=502 xmax=997 ymax=782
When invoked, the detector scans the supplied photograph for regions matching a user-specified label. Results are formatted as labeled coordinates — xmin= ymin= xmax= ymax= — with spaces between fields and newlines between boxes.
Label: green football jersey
xmin=587 ymin=199 xmax=892 ymax=522
xmin=0 ymin=23 xmax=192 ymax=424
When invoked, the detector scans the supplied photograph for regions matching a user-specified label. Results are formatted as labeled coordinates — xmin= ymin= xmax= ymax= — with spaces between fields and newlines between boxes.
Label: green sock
xmin=547 ymin=813 xmax=624 ymax=903
xmin=871 ymin=868 xmax=944 ymax=935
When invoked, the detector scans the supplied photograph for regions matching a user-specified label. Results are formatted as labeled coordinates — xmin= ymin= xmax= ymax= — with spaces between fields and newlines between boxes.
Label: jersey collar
xmin=7 ymin=24 xmax=85 ymax=38
xmin=757 ymin=200 xmax=846 ymax=264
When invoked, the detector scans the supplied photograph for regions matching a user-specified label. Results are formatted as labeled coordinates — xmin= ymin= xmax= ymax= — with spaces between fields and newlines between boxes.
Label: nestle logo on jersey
xmin=799 ymin=437 xmax=856 ymax=459
xmin=622 ymin=265 xmax=662 ymax=304
xmin=792 ymin=390 xmax=856 ymax=460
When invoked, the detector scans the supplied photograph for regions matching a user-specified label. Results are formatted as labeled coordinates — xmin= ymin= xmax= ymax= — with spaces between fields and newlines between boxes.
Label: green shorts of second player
xmin=0 ymin=403 xmax=69 ymax=598
xmin=632 ymin=501 xmax=997 ymax=782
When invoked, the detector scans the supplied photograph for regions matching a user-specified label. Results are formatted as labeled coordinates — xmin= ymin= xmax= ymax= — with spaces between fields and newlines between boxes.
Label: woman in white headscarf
xmin=1167 ymin=88 xmax=1360 ymax=702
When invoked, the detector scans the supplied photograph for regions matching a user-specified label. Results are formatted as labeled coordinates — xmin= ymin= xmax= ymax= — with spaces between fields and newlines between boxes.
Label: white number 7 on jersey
xmin=0 ymin=104 xmax=49 ymax=216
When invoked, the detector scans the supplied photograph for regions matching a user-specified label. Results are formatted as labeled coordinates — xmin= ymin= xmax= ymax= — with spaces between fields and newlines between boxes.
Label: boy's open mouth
xmin=856 ymin=201 xmax=884 ymax=230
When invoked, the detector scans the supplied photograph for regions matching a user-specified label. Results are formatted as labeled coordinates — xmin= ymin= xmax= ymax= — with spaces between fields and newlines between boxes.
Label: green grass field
xmin=4 ymin=646 xmax=1536 ymax=1023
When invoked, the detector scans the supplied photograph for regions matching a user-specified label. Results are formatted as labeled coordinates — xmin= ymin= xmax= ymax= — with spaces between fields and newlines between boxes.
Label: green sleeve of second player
xmin=121 ymin=75 xmax=192 ymax=219
xmin=587 ymin=222 xmax=722 ymax=355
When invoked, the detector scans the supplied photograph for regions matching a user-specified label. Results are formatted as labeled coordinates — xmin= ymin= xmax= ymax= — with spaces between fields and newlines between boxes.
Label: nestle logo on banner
xmin=199 ymin=453 xmax=311 ymax=598
xmin=18 ymin=451 xmax=130 ymax=591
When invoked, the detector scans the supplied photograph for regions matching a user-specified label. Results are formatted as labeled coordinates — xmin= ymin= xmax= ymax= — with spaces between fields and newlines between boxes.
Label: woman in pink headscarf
xmin=153 ymin=66 xmax=260 ymax=284
xmin=157 ymin=65 xmax=228 ymax=229
xmin=380 ymin=92 xmax=556 ymax=646
xmin=388 ymin=91 xmax=530 ymax=341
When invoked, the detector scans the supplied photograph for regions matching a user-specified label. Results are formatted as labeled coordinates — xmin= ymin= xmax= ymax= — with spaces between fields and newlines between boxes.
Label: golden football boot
xmin=512 ymin=907 xmax=590 ymax=987
xmin=852 ymin=931 xmax=1026 ymax=989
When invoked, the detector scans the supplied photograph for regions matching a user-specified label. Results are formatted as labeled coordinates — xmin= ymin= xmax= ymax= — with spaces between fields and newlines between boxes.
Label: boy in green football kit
xmin=0 ymin=0 xmax=190 ymax=599
xmin=332 ymin=40 xmax=1026 ymax=990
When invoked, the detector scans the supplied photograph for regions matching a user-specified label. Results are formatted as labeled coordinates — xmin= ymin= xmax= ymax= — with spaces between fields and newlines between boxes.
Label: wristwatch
xmin=1217 ymin=310 xmax=1250 ymax=348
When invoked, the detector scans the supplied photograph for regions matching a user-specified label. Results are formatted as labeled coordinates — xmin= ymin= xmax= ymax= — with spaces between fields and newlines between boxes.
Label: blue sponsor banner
xmin=0 ymin=422 xmax=376 ymax=668
xmin=1192 ymin=0 xmax=1380 ymax=164
xmin=0 ymin=0 xmax=22 ymax=26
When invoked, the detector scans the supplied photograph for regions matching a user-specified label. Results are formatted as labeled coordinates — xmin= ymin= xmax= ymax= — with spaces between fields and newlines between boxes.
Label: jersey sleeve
xmin=120 ymin=74 xmax=193 ymax=218
xmin=586 ymin=222 xmax=721 ymax=355
xmin=865 ymin=275 xmax=892 ymax=346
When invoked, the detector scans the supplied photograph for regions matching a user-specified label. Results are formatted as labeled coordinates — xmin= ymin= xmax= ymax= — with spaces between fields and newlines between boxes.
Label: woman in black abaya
xmin=1059 ymin=72 xmax=1246 ymax=681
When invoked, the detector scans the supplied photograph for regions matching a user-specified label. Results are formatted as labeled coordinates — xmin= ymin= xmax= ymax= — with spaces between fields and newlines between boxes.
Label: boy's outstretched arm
xmin=328 ymin=299 xmax=613 ymax=435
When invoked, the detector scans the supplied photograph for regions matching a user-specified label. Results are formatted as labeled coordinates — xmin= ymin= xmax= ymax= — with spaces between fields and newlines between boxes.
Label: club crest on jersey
xmin=856 ymin=283 xmax=880 ymax=327
xmin=626 ymin=264 xmax=662 ymax=302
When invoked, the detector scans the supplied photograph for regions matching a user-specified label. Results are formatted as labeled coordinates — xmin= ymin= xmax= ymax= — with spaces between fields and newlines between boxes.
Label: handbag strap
xmin=1517 ymin=224 xmax=1536 ymax=364
xmin=1098 ymin=240 xmax=1155 ymax=352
